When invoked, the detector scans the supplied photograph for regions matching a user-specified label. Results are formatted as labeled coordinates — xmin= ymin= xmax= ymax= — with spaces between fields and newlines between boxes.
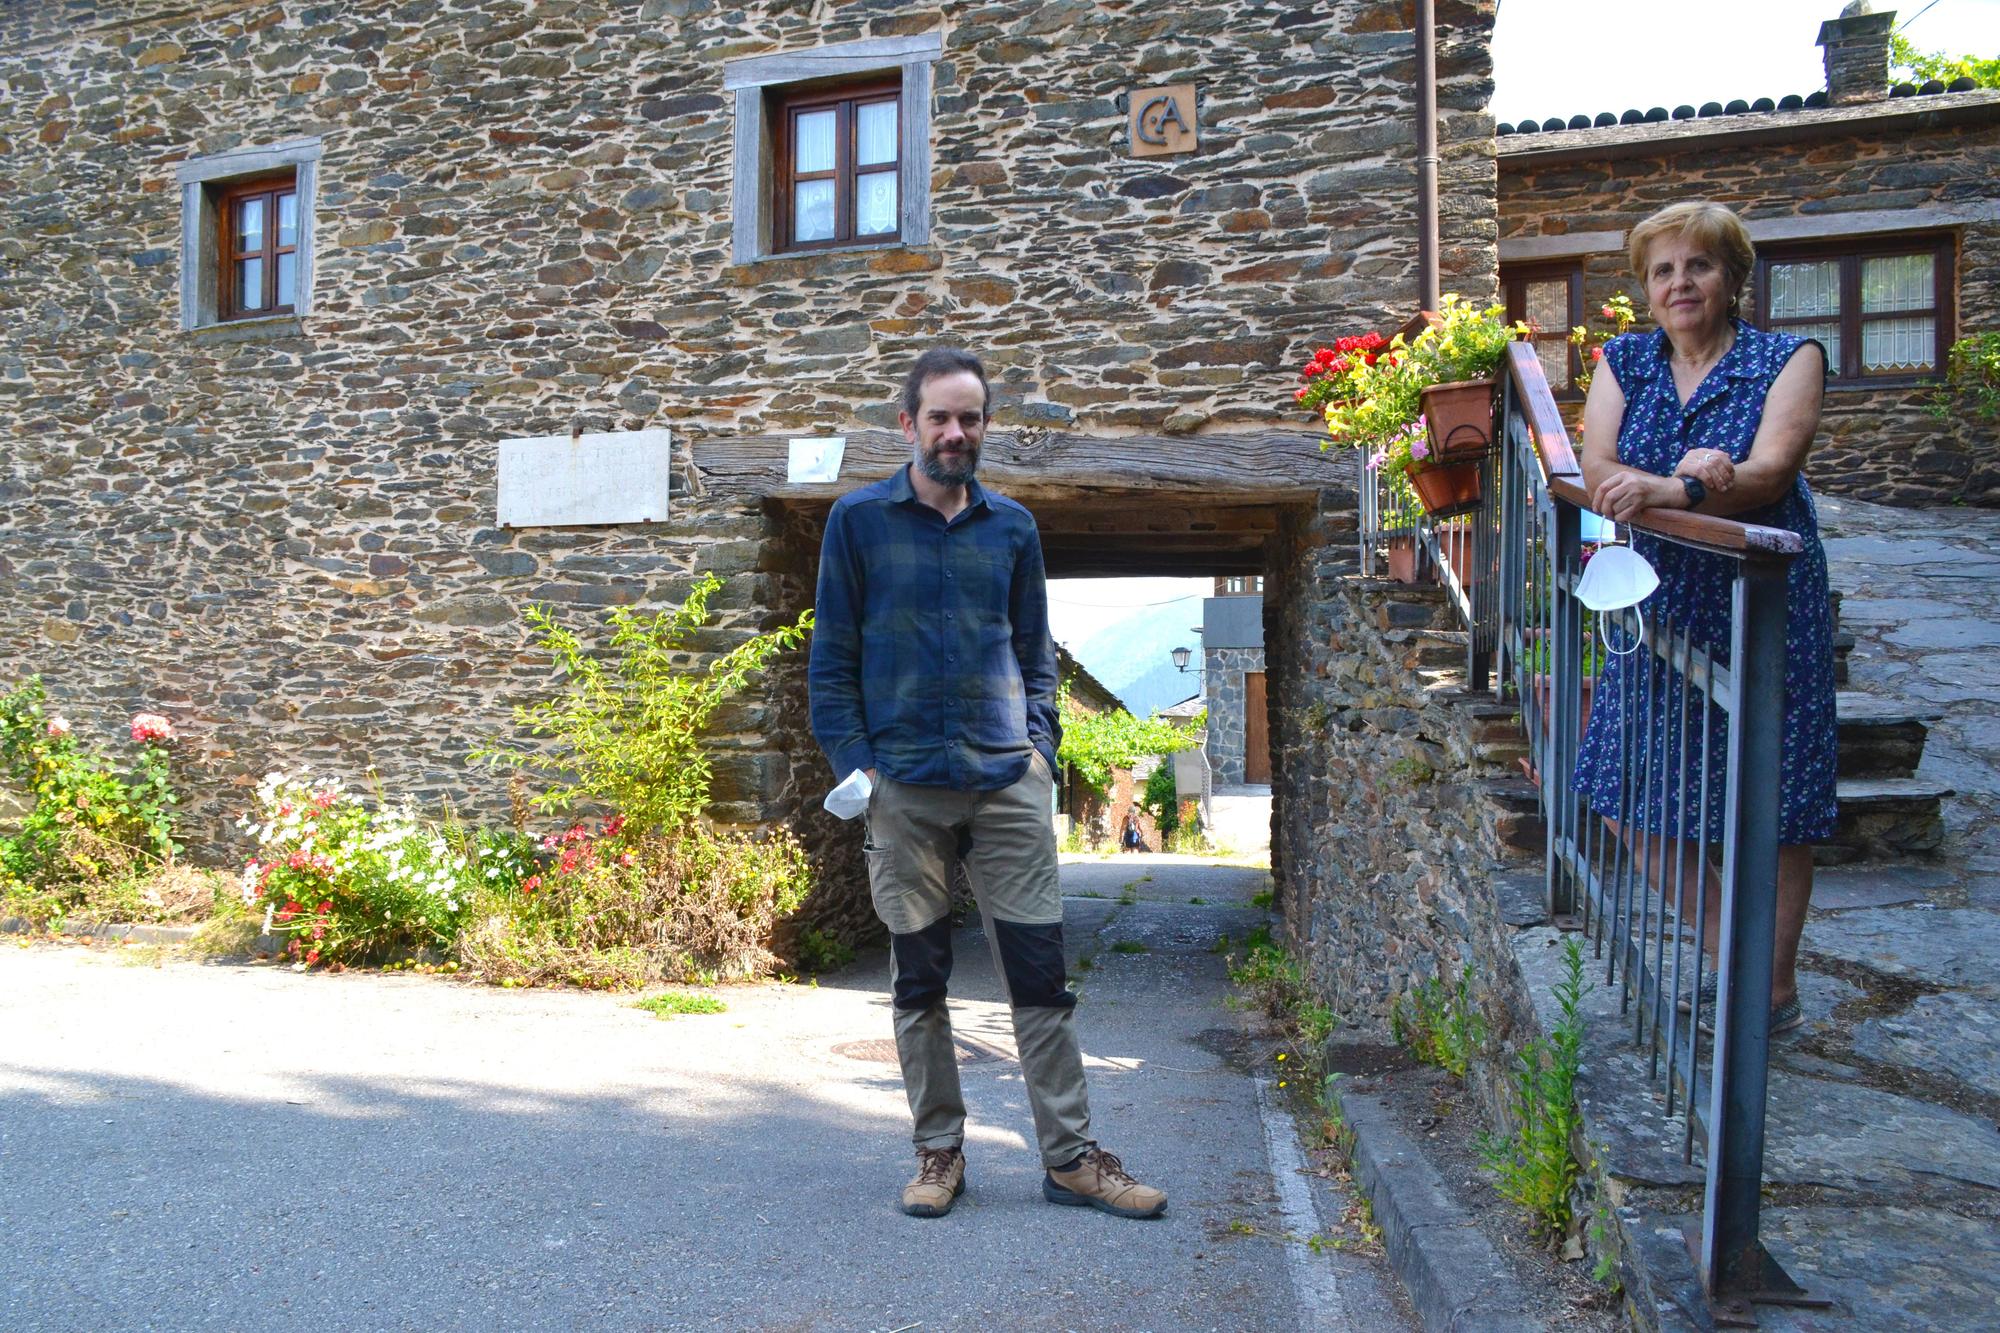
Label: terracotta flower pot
xmin=1420 ymin=378 xmax=1497 ymax=463
xmin=1385 ymin=535 xmax=1420 ymax=583
xmin=1407 ymin=457 xmax=1482 ymax=518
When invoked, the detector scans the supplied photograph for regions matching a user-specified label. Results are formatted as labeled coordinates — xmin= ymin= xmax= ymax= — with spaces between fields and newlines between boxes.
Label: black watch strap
xmin=1681 ymin=475 xmax=1707 ymax=509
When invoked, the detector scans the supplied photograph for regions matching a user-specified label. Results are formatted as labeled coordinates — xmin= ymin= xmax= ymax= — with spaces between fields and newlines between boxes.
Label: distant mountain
xmin=1060 ymin=597 xmax=1204 ymax=719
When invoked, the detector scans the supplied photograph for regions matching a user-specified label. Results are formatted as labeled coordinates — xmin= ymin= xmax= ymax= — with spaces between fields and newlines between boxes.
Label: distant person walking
xmin=1121 ymin=813 xmax=1145 ymax=853
xmin=808 ymin=346 xmax=1167 ymax=1221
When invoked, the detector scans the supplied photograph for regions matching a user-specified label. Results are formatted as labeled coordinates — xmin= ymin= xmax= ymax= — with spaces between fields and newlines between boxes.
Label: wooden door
xmin=1243 ymin=671 xmax=1270 ymax=784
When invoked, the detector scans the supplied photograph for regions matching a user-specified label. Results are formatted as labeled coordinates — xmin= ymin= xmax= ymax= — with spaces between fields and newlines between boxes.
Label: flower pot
xmin=1435 ymin=519 xmax=1480 ymax=591
xmin=1407 ymin=457 xmax=1483 ymax=518
xmin=1420 ymin=378 xmax=1496 ymax=463
xmin=1385 ymin=535 xmax=1420 ymax=583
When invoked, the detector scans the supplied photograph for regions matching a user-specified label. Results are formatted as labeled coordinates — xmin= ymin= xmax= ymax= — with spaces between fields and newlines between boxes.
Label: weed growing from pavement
xmin=1251 ymin=889 xmax=1273 ymax=910
xmin=1391 ymin=962 xmax=1487 ymax=1079
xmin=633 ymin=991 xmax=727 ymax=1019
xmin=1478 ymin=937 xmax=1588 ymax=1243
xmin=1111 ymin=939 xmax=1148 ymax=954
xmin=1224 ymin=923 xmax=1339 ymax=1084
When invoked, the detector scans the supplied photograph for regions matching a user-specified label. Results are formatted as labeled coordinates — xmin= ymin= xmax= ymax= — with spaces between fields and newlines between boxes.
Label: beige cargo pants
xmin=863 ymin=751 xmax=1092 ymax=1168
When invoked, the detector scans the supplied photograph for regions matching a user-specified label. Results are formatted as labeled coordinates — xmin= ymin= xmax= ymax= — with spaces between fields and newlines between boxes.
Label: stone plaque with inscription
xmin=1129 ymin=83 xmax=1197 ymax=157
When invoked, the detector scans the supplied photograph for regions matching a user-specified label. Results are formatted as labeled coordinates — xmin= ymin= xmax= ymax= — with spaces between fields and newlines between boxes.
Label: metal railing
xmin=1486 ymin=342 xmax=1816 ymax=1319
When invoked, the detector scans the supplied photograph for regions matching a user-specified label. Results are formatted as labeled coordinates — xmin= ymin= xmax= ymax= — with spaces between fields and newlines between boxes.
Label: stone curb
xmin=2 ymin=916 xmax=284 ymax=955
xmin=1332 ymin=1085 xmax=1543 ymax=1333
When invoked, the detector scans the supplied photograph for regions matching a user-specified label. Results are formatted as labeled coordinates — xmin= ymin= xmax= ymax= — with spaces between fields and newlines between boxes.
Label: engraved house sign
xmin=1129 ymin=83 xmax=1197 ymax=158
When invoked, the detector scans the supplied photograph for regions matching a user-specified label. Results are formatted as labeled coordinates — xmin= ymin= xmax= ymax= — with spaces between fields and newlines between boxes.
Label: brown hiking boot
xmin=1042 ymin=1147 xmax=1167 ymax=1219
xmin=901 ymin=1146 xmax=966 ymax=1218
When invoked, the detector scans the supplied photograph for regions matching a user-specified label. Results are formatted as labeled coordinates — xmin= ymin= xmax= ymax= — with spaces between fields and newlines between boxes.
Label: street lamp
xmin=1172 ymin=645 xmax=1197 ymax=673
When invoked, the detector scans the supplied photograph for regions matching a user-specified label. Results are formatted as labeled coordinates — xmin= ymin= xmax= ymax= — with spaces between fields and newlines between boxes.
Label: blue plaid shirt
xmin=809 ymin=464 xmax=1061 ymax=791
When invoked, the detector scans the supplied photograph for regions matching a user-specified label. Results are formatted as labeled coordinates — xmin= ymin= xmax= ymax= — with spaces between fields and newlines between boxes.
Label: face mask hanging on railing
xmin=1573 ymin=543 xmax=1660 ymax=657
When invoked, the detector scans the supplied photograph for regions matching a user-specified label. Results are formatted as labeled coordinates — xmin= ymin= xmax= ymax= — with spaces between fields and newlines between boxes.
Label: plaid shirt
xmin=809 ymin=464 xmax=1061 ymax=791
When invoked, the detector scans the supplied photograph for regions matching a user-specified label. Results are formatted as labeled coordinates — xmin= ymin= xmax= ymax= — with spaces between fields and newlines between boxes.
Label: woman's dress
xmin=1571 ymin=321 xmax=1840 ymax=845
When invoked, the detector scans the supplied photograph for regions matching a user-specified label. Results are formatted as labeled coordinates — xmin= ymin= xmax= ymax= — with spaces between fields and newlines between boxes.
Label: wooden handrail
xmin=1504 ymin=342 xmax=1581 ymax=478
xmin=1504 ymin=341 xmax=1802 ymax=559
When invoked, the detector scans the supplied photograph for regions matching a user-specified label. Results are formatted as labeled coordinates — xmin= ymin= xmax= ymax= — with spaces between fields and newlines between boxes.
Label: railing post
xmin=1545 ymin=493 xmax=1583 ymax=919
xmin=1495 ymin=377 xmax=1524 ymax=692
xmin=1701 ymin=554 xmax=1800 ymax=1313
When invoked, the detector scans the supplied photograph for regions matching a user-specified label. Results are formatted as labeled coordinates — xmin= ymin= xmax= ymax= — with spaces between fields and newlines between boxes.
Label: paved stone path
xmin=0 ymin=857 xmax=1410 ymax=1332
xmin=1676 ymin=497 xmax=1998 ymax=1330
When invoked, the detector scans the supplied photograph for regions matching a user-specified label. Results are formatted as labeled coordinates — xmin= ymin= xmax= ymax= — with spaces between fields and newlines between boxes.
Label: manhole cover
xmin=833 ymin=1037 xmax=1010 ymax=1065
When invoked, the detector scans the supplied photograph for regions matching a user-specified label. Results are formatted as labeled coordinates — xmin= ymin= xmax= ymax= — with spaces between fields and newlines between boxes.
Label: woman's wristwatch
xmin=1681 ymin=475 xmax=1707 ymax=509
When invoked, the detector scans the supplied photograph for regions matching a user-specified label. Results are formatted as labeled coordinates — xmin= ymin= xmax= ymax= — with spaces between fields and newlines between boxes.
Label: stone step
xmin=1824 ymin=777 xmax=1955 ymax=864
xmin=1835 ymin=691 xmax=1941 ymax=780
xmin=1380 ymin=627 xmax=1467 ymax=670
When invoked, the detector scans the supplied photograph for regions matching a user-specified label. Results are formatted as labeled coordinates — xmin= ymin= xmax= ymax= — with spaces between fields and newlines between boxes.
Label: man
xmin=808 ymin=346 xmax=1166 ymax=1221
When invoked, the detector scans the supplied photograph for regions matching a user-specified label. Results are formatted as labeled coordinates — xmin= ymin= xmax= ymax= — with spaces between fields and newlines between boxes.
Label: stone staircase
xmin=1367 ymin=582 xmax=1954 ymax=866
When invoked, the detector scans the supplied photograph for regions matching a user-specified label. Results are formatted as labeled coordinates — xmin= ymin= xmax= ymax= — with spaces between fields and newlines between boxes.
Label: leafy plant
xmin=1479 ymin=938 xmax=1588 ymax=1242
xmin=1567 ymin=292 xmax=1637 ymax=399
xmin=793 ymin=924 xmax=855 ymax=974
xmin=633 ymin=990 xmax=727 ymax=1019
xmin=1392 ymin=961 xmax=1487 ymax=1079
xmin=1139 ymin=760 xmax=1181 ymax=834
xmin=1227 ymin=924 xmax=1339 ymax=1077
xmin=1929 ymin=331 xmax=2000 ymax=425
xmin=1056 ymin=687 xmax=1196 ymax=796
xmin=473 ymin=573 xmax=813 ymax=839
xmin=1890 ymin=33 xmax=2000 ymax=90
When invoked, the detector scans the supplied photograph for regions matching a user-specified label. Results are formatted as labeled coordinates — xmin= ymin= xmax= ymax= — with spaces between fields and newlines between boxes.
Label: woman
xmin=1572 ymin=200 xmax=1839 ymax=1036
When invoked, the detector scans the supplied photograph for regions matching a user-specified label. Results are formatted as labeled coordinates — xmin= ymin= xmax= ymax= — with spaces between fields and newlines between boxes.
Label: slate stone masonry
xmin=0 ymin=1 xmax=1498 ymax=941
xmin=1202 ymin=645 xmax=1265 ymax=786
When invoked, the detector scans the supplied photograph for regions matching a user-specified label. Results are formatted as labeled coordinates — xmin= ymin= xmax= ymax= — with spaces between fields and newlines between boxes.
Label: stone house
xmin=1496 ymin=5 xmax=2000 ymax=506
xmin=0 ymin=1 xmax=1499 ymax=935
xmin=1198 ymin=574 xmax=1268 ymax=786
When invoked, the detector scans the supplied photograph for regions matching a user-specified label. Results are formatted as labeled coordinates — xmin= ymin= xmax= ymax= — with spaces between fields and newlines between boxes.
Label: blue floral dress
xmin=1571 ymin=322 xmax=1840 ymax=845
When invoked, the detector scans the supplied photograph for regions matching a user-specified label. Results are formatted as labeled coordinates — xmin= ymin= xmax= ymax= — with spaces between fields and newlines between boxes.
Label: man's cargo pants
xmin=862 ymin=752 xmax=1091 ymax=1168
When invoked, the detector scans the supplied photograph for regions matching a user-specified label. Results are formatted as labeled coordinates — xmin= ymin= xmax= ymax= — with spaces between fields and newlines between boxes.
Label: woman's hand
xmin=1590 ymin=469 xmax=1682 ymax=521
xmin=1673 ymin=447 xmax=1735 ymax=493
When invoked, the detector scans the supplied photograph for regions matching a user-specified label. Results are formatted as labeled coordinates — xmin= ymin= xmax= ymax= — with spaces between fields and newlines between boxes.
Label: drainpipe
xmin=1415 ymin=0 xmax=1441 ymax=312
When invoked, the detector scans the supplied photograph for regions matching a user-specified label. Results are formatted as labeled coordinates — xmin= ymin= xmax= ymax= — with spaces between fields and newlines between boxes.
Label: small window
xmin=218 ymin=175 xmax=299 ymax=320
xmin=1755 ymin=236 xmax=1953 ymax=382
xmin=1502 ymin=265 xmax=1582 ymax=397
xmin=774 ymin=80 xmax=901 ymax=253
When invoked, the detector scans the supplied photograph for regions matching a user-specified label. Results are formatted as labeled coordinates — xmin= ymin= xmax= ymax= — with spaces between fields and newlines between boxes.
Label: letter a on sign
xmin=1129 ymin=84 xmax=1197 ymax=157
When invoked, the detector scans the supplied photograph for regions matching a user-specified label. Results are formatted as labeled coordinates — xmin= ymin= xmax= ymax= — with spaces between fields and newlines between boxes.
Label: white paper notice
xmin=787 ymin=436 xmax=846 ymax=484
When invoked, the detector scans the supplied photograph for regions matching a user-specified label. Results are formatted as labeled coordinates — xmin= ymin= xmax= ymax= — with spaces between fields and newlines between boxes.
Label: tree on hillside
xmin=1890 ymin=33 xmax=2000 ymax=90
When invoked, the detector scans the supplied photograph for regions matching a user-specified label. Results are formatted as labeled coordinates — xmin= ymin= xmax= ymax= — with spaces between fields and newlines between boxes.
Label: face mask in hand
xmin=1573 ymin=544 xmax=1660 ymax=657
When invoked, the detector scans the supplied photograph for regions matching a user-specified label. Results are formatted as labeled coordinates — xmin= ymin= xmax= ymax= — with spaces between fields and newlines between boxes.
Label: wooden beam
xmin=694 ymin=427 xmax=1350 ymax=501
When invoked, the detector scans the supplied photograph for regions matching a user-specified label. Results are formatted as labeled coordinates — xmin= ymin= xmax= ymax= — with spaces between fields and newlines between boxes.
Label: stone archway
xmin=691 ymin=427 xmax=1353 ymax=944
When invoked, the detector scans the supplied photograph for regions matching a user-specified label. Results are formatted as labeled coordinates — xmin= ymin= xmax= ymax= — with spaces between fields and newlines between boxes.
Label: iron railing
xmin=1486 ymin=342 xmax=1816 ymax=1320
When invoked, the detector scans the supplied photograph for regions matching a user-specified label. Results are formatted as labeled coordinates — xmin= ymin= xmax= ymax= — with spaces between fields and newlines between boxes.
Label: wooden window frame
xmin=772 ymin=77 xmax=901 ymax=254
xmin=216 ymin=173 xmax=299 ymax=322
xmin=1752 ymin=233 xmax=1954 ymax=387
xmin=1502 ymin=263 xmax=1584 ymax=401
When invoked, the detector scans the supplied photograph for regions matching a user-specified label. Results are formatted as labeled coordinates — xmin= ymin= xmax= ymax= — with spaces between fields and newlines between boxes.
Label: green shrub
xmin=1929 ymin=331 xmax=2000 ymax=425
xmin=1140 ymin=761 xmax=1181 ymax=835
xmin=1227 ymin=925 xmax=1339 ymax=1075
xmin=793 ymin=924 xmax=855 ymax=974
xmin=1479 ymin=938 xmax=1588 ymax=1242
xmin=1057 ymin=687 xmax=1195 ymax=797
xmin=1392 ymin=961 xmax=1487 ymax=1079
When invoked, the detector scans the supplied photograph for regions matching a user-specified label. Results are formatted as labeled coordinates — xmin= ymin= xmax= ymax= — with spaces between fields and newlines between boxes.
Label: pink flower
xmin=45 ymin=716 xmax=70 ymax=738
xmin=1410 ymin=435 xmax=1430 ymax=462
xmin=129 ymin=712 xmax=175 ymax=744
xmin=1601 ymin=304 xmax=1615 ymax=319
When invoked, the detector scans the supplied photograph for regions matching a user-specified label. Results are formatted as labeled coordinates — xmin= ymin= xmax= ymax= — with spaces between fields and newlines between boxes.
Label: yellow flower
xmin=1279 ymin=1081 xmax=1288 ymax=1088
xmin=1276 ymin=1053 xmax=1286 ymax=1062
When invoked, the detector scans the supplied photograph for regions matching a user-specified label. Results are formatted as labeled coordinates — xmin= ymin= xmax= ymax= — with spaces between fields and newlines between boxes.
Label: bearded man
xmin=808 ymin=346 xmax=1166 ymax=1221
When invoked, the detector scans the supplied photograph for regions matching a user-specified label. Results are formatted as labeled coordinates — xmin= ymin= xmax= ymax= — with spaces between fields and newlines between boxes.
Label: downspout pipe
xmin=1415 ymin=0 xmax=1441 ymax=312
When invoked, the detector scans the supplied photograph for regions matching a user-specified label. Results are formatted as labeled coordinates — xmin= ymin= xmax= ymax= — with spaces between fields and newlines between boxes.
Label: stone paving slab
xmin=1802 ymin=906 xmax=2000 ymax=991
xmin=1850 ymin=992 xmax=2000 ymax=1099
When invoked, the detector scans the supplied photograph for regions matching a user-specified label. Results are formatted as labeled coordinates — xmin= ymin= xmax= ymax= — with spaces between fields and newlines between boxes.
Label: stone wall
xmin=0 ymin=0 xmax=1499 ymax=937
xmin=1499 ymin=100 xmax=2000 ymax=507
xmin=1266 ymin=489 xmax=1540 ymax=1038
xmin=1201 ymin=645 xmax=1266 ymax=786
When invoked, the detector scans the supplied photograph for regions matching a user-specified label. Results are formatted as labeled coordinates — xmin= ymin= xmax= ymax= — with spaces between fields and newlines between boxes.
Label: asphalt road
xmin=0 ymin=857 xmax=1412 ymax=1332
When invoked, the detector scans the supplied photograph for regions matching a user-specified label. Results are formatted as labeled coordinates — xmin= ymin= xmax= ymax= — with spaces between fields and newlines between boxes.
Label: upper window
xmin=1501 ymin=264 xmax=1582 ymax=398
xmin=724 ymin=33 xmax=939 ymax=265
xmin=775 ymin=80 xmax=901 ymax=253
xmin=1218 ymin=576 xmax=1264 ymax=595
xmin=218 ymin=175 xmax=300 ymax=320
xmin=1754 ymin=236 xmax=1953 ymax=382
xmin=175 ymin=137 xmax=321 ymax=333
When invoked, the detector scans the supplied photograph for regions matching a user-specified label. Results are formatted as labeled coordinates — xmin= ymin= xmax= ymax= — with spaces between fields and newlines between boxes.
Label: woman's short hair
xmin=1628 ymin=201 xmax=1756 ymax=303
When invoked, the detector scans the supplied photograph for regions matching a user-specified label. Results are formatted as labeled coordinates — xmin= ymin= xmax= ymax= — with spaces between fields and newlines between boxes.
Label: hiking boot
xmin=901 ymin=1146 xmax=965 ymax=1218
xmin=1042 ymin=1147 xmax=1167 ymax=1219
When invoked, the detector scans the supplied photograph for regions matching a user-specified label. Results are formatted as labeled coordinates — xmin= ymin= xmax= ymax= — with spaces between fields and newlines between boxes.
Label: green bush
xmin=1929 ymin=331 xmax=2000 ymax=426
xmin=1479 ymin=938 xmax=1588 ymax=1242
xmin=1392 ymin=962 xmax=1487 ymax=1079
xmin=1057 ymin=688 xmax=1195 ymax=796
xmin=1227 ymin=924 xmax=1339 ymax=1075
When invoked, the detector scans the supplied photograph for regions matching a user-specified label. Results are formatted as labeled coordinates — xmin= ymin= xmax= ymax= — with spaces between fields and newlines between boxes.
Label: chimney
xmin=1817 ymin=2 xmax=1897 ymax=105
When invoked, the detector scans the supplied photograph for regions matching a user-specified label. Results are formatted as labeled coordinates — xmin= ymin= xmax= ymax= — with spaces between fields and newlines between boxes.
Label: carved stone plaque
xmin=496 ymin=428 xmax=673 ymax=527
xmin=1129 ymin=83 xmax=1197 ymax=157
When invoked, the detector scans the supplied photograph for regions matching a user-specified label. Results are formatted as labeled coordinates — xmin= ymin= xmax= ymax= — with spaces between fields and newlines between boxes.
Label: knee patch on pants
xmin=993 ymin=918 xmax=1075 ymax=1010
xmin=890 ymin=915 xmax=953 ymax=1011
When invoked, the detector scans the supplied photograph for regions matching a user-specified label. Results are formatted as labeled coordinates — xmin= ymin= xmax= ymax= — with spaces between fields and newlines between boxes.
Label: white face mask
xmin=1574 ymin=544 xmax=1660 ymax=657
